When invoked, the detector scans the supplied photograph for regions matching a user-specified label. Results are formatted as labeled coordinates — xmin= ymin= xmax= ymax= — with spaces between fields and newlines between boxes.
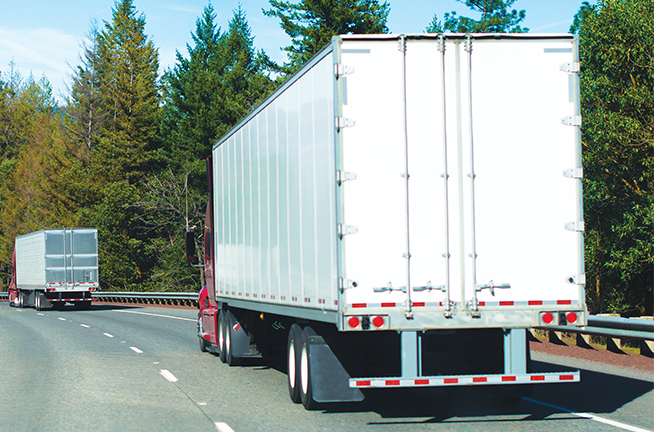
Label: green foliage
xmin=426 ymin=0 xmax=528 ymax=33
xmin=97 ymin=0 xmax=160 ymax=184
xmin=574 ymin=0 xmax=653 ymax=315
xmin=264 ymin=0 xmax=390 ymax=74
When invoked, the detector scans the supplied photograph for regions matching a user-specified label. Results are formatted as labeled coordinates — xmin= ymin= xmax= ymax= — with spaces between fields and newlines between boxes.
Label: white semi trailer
xmin=193 ymin=34 xmax=587 ymax=409
xmin=10 ymin=228 xmax=99 ymax=310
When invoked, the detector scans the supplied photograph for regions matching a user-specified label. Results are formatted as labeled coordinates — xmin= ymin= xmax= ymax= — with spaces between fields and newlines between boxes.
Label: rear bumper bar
xmin=350 ymin=371 xmax=580 ymax=388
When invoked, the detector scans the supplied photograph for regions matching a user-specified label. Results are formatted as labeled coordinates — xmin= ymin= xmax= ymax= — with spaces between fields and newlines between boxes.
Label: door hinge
xmin=562 ymin=115 xmax=582 ymax=127
xmin=565 ymin=221 xmax=585 ymax=232
xmin=337 ymin=170 xmax=357 ymax=185
xmin=334 ymin=64 xmax=354 ymax=78
xmin=336 ymin=117 xmax=356 ymax=132
xmin=560 ymin=62 xmax=580 ymax=73
xmin=563 ymin=168 xmax=584 ymax=179
xmin=338 ymin=224 xmax=358 ymax=238
xmin=567 ymin=274 xmax=586 ymax=285
xmin=339 ymin=278 xmax=358 ymax=291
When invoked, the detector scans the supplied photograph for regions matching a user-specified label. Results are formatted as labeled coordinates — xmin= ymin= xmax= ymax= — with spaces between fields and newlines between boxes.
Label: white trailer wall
xmin=338 ymin=35 xmax=584 ymax=317
xmin=213 ymin=49 xmax=339 ymax=311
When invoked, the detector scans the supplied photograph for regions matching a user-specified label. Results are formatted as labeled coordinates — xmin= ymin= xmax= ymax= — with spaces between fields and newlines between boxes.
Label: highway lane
xmin=1 ymin=303 xmax=652 ymax=432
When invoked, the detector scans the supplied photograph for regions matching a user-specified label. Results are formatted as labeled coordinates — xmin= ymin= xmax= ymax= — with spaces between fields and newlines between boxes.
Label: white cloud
xmin=0 ymin=26 xmax=80 ymax=100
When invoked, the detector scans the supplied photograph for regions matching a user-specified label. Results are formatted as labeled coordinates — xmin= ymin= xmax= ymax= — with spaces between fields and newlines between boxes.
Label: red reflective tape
xmin=381 ymin=302 xmax=396 ymax=308
xmin=473 ymin=377 xmax=487 ymax=383
xmin=413 ymin=302 xmax=425 ymax=307
xmin=499 ymin=301 xmax=514 ymax=306
xmin=559 ymin=374 xmax=575 ymax=381
xmin=528 ymin=300 xmax=543 ymax=305
xmin=444 ymin=378 xmax=458 ymax=384
xmin=233 ymin=324 xmax=241 ymax=332
xmin=531 ymin=375 xmax=545 ymax=381
xmin=557 ymin=300 xmax=572 ymax=305
xmin=415 ymin=379 xmax=430 ymax=385
xmin=502 ymin=376 xmax=516 ymax=382
xmin=385 ymin=380 xmax=400 ymax=386
xmin=478 ymin=301 xmax=486 ymax=306
xmin=352 ymin=303 xmax=367 ymax=308
xmin=356 ymin=380 xmax=371 ymax=387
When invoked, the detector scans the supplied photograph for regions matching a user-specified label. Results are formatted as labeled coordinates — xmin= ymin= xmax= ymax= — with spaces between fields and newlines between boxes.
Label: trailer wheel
xmin=35 ymin=293 xmax=41 ymax=311
xmin=198 ymin=316 xmax=208 ymax=353
xmin=218 ymin=310 xmax=227 ymax=363
xmin=299 ymin=326 xmax=320 ymax=410
xmin=18 ymin=292 xmax=24 ymax=308
xmin=223 ymin=310 xmax=240 ymax=366
xmin=287 ymin=324 xmax=302 ymax=403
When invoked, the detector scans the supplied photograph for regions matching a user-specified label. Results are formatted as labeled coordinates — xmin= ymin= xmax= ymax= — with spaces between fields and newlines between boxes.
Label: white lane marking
xmin=198 ymin=402 xmax=207 ymax=406
xmin=58 ymin=317 xmax=66 ymax=321
xmin=525 ymin=398 xmax=652 ymax=432
xmin=80 ymin=324 xmax=90 ymax=328
xmin=37 ymin=313 xmax=44 ymax=316
xmin=159 ymin=370 xmax=178 ymax=383
xmin=130 ymin=347 xmax=143 ymax=354
xmin=114 ymin=309 xmax=195 ymax=322
xmin=215 ymin=422 xmax=235 ymax=432
xmin=103 ymin=333 xmax=114 ymax=338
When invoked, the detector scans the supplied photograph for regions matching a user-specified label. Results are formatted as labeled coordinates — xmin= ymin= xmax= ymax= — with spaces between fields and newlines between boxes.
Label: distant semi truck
xmin=9 ymin=228 xmax=99 ymax=310
xmin=191 ymin=33 xmax=587 ymax=409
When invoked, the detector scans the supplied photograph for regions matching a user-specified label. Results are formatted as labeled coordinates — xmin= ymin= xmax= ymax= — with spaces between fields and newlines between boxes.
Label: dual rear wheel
xmin=287 ymin=324 xmax=319 ymax=410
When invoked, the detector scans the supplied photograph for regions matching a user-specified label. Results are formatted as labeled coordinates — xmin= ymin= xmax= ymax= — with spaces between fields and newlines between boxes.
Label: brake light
xmin=372 ymin=316 xmax=385 ymax=328
xmin=566 ymin=312 xmax=578 ymax=324
xmin=348 ymin=317 xmax=360 ymax=329
xmin=541 ymin=312 xmax=554 ymax=324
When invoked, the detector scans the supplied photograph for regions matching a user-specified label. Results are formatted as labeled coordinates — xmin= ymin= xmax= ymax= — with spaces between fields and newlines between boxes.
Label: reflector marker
xmin=349 ymin=371 xmax=580 ymax=388
xmin=347 ymin=300 xmax=577 ymax=309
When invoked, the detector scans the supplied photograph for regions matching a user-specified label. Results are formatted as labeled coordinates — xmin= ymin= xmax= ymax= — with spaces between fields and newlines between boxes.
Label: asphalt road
xmin=1 ymin=303 xmax=652 ymax=432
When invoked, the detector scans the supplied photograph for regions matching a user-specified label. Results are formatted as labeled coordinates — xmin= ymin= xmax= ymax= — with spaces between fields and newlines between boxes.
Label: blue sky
xmin=1 ymin=0 xmax=592 ymax=101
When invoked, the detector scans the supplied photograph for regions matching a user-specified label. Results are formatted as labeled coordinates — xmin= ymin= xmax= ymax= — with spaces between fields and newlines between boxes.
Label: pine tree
xmin=97 ymin=0 xmax=160 ymax=184
xmin=426 ymin=0 xmax=528 ymax=33
xmin=264 ymin=0 xmax=390 ymax=74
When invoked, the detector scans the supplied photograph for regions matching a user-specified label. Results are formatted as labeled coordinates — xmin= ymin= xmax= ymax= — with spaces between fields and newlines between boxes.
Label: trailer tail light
xmin=540 ymin=312 xmax=554 ymax=325
xmin=372 ymin=316 xmax=385 ymax=328
xmin=566 ymin=312 xmax=578 ymax=324
xmin=348 ymin=317 xmax=361 ymax=329
xmin=346 ymin=315 xmax=389 ymax=330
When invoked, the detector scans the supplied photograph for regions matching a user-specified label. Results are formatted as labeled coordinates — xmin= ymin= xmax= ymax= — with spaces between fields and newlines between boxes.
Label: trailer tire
xmin=218 ymin=310 xmax=227 ymax=363
xmin=198 ymin=316 xmax=208 ymax=353
xmin=299 ymin=326 xmax=320 ymax=410
xmin=18 ymin=292 xmax=24 ymax=308
xmin=224 ymin=310 xmax=240 ymax=366
xmin=35 ymin=293 xmax=41 ymax=311
xmin=287 ymin=324 xmax=302 ymax=403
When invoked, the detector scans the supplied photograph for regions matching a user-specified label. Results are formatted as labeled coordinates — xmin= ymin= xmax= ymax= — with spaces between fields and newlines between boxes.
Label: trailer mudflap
xmin=349 ymin=370 xmax=580 ymax=389
xmin=308 ymin=335 xmax=365 ymax=403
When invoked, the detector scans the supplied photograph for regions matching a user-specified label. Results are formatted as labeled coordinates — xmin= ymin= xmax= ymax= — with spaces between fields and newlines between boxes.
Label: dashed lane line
xmin=80 ymin=324 xmax=90 ymax=328
xmin=524 ymin=398 xmax=652 ymax=432
xmin=103 ymin=332 xmax=114 ymax=338
xmin=114 ymin=309 xmax=195 ymax=322
xmin=130 ymin=347 xmax=143 ymax=354
xmin=57 ymin=317 xmax=66 ymax=321
xmin=160 ymin=369 xmax=178 ymax=383
xmin=215 ymin=422 xmax=236 ymax=432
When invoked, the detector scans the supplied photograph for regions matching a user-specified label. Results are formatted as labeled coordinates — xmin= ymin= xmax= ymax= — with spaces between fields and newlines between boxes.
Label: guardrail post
xmin=549 ymin=330 xmax=565 ymax=345
xmin=576 ymin=333 xmax=593 ymax=349
xmin=606 ymin=336 xmax=624 ymax=353
xmin=641 ymin=340 xmax=654 ymax=358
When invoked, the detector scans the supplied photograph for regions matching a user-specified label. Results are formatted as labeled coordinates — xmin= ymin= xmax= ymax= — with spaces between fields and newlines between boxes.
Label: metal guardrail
xmin=1 ymin=290 xmax=652 ymax=354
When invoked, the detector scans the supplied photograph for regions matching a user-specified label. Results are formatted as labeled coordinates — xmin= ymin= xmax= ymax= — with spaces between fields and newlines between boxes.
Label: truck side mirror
xmin=185 ymin=230 xmax=196 ymax=262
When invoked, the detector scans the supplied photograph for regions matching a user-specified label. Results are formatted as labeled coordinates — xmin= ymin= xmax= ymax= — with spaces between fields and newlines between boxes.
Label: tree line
xmin=0 ymin=0 xmax=651 ymax=316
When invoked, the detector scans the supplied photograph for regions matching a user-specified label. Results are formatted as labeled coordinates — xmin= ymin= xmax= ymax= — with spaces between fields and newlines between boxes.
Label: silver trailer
xmin=13 ymin=228 xmax=98 ymax=310
xmin=198 ymin=34 xmax=587 ymax=409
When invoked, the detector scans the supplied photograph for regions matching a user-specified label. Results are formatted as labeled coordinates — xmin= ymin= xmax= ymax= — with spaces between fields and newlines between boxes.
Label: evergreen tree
xmin=97 ymin=0 xmax=160 ymax=184
xmin=573 ymin=0 xmax=653 ymax=315
xmin=264 ymin=0 xmax=390 ymax=74
xmin=426 ymin=0 xmax=528 ymax=33
xmin=156 ymin=4 xmax=274 ymax=292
